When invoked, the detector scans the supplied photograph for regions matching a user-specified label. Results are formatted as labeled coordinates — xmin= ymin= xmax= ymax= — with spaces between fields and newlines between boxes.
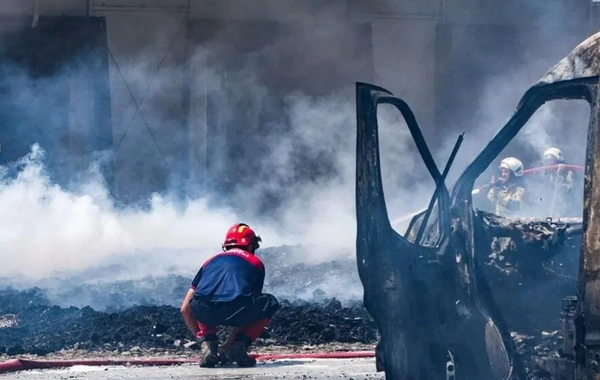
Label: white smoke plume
xmin=0 ymin=101 xmax=427 ymax=281
xmin=0 ymin=2 xmax=594 ymax=309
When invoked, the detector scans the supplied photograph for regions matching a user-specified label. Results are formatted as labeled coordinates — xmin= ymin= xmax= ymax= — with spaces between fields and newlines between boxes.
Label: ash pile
xmin=0 ymin=287 xmax=378 ymax=356
xmin=0 ymin=245 xmax=376 ymax=356
xmin=0 ymin=243 xmax=575 ymax=378
xmin=0 ymin=245 xmax=363 ymax=311
xmin=0 ymin=287 xmax=563 ymax=366
xmin=0 ymin=246 xmax=378 ymax=356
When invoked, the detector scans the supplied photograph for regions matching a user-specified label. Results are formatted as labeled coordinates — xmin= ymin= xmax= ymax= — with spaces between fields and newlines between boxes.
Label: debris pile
xmin=512 ymin=330 xmax=566 ymax=380
xmin=0 ymin=241 xmax=575 ymax=378
xmin=0 ymin=288 xmax=377 ymax=356
xmin=0 ymin=246 xmax=363 ymax=311
xmin=0 ymin=287 xmax=571 ymax=380
xmin=479 ymin=213 xmax=580 ymax=333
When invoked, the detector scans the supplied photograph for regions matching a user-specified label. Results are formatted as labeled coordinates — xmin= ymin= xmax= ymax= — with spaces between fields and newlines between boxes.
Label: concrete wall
xmin=348 ymin=1 xmax=439 ymax=142
xmin=0 ymin=0 xmax=440 ymax=199
xmin=0 ymin=0 xmax=594 ymax=199
xmin=96 ymin=0 xmax=442 ymax=199
xmin=95 ymin=7 xmax=189 ymax=200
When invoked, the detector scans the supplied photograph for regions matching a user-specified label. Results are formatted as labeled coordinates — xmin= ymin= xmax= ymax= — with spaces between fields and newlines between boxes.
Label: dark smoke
xmin=0 ymin=6 xmax=594 ymax=373
xmin=0 ymin=4 xmax=433 ymax=304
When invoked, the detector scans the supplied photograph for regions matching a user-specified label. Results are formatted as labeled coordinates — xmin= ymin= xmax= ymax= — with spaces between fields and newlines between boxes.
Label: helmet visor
xmin=543 ymin=154 xmax=558 ymax=165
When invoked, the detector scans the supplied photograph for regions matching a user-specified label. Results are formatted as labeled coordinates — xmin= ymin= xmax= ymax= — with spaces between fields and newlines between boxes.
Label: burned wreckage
xmin=355 ymin=32 xmax=600 ymax=379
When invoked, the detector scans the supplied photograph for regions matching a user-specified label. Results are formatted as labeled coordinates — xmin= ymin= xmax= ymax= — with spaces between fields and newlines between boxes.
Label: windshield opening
xmin=377 ymin=103 xmax=439 ymax=239
xmin=472 ymin=99 xmax=589 ymax=221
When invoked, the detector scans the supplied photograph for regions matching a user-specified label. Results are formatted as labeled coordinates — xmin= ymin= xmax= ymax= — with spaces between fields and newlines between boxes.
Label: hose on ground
xmin=0 ymin=351 xmax=376 ymax=374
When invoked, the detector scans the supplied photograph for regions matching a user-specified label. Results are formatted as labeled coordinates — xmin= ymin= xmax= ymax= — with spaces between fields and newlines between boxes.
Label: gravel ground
xmin=0 ymin=343 xmax=376 ymax=362
xmin=0 ymin=358 xmax=384 ymax=379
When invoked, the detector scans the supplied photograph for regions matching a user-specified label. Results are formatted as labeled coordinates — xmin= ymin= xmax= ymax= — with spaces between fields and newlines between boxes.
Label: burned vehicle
xmin=355 ymin=31 xmax=600 ymax=379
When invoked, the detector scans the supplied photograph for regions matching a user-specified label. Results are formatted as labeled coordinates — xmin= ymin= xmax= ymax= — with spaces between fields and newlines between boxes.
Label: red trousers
xmin=196 ymin=318 xmax=271 ymax=342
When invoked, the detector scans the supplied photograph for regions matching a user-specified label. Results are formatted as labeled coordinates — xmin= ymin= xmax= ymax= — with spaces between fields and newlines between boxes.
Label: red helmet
xmin=222 ymin=223 xmax=262 ymax=251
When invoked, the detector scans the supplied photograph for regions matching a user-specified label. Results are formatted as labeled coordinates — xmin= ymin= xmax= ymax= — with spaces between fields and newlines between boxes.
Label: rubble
xmin=0 ymin=314 xmax=18 ymax=328
xmin=0 ymin=288 xmax=378 ymax=356
xmin=0 ymin=244 xmax=578 ymax=378
xmin=479 ymin=211 xmax=580 ymax=332
xmin=512 ymin=330 xmax=564 ymax=380
xmin=0 ymin=287 xmax=567 ymax=378
xmin=0 ymin=245 xmax=362 ymax=311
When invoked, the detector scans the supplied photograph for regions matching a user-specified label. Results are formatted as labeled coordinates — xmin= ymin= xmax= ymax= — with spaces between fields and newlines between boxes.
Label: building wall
xmin=94 ymin=8 xmax=189 ymax=201
xmin=2 ymin=0 xmax=438 ymax=200
xmin=349 ymin=0 xmax=439 ymax=141
xmin=0 ymin=0 xmax=594 ymax=199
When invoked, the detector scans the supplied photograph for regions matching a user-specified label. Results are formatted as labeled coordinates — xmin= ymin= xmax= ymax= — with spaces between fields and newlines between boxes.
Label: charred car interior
xmin=355 ymin=32 xmax=600 ymax=379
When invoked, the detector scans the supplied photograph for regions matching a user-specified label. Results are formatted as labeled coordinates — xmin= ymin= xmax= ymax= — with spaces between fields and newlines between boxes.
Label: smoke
xmin=426 ymin=6 xmax=592 ymax=219
xmin=0 ymin=2 xmax=593 ymax=309
xmin=0 ymin=144 xmax=238 ymax=277
xmin=468 ymin=41 xmax=590 ymax=218
xmin=0 ymin=7 xmax=415 ymax=309
xmin=430 ymin=3 xmax=593 ymax=337
xmin=0 ymin=99 xmax=423 ymax=277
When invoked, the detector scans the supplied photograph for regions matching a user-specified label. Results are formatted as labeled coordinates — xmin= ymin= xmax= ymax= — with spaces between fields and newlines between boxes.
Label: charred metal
xmin=355 ymin=32 xmax=600 ymax=380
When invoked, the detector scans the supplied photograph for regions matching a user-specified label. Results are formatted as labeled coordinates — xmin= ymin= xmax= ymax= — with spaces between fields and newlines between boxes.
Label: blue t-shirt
xmin=190 ymin=249 xmax=265 ymax=302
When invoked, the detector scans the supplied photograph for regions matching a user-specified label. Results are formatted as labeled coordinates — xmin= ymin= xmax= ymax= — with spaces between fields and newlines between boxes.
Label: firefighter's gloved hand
xmin=557 ymin=164 xmax=566 ymax=175
xmin=491 ymin=178 xmax=504 ymax=187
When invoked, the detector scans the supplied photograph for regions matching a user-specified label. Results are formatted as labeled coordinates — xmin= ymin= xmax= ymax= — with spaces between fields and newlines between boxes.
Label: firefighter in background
xmin=542 ymin=147 xmax=575 ymax=216
xmin=487 ymin=157 xmax=526 ymax=218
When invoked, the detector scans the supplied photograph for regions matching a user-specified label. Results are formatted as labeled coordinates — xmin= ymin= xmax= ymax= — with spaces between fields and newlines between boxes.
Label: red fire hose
xmin=0 ymin=351 xmax=375 ymax=374
xmin=473 ymin=164 xmax=585 ymax=194
xmin=522 ymin=164 xmax=584 ymax=174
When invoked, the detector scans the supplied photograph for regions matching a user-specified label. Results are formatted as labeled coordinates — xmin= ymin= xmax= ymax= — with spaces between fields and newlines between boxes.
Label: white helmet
xmin=499 ymin=157 xmax=524 ymax=177
xmin=543 ymin=147 xmax=564 ymax=162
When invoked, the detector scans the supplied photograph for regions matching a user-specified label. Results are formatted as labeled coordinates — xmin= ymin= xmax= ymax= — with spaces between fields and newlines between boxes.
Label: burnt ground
xmin=0 ymin=243 xmax=578 ymax=379
xmin=0 ymin=286 xmax=565 ymax=379
xmin=0 ymin=288 xmax=377 ymax=356
xmin=0 ymin=245 xmax=362 ymax=311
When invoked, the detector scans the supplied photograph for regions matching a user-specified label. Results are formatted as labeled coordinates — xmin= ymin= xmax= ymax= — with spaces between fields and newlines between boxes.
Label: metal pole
xmin=31 ymin=0 xmax=40 ymax=28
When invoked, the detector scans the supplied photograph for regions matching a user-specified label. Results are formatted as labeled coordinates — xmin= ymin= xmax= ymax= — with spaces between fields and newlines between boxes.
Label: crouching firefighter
xmin=487 ymin=157 xmax=526 ymax=218
xmin=180 ymin=223 xmax=280 ymax=368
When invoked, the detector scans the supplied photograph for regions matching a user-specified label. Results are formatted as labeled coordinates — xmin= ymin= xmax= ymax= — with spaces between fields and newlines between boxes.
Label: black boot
xmin=199 ymin=335 xmax=219 ymax=368
xmin=224 ymin=334 xmax=257 ymax=368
